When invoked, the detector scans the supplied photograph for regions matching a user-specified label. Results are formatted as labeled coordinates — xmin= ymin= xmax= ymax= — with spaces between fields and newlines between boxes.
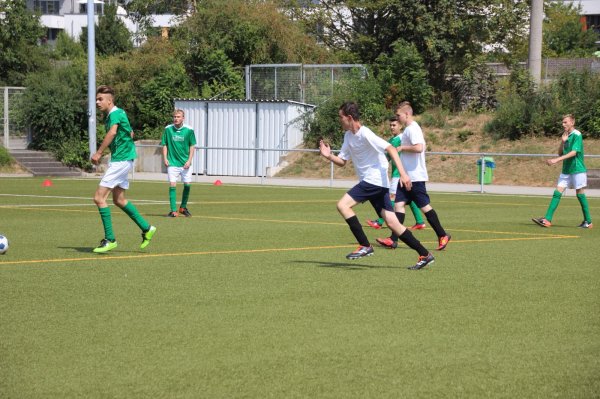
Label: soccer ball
xmin=0 ymin=235 xmax=9 ymax=255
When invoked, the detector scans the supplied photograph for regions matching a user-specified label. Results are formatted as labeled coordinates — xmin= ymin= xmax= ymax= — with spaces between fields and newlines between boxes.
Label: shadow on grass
xmin=291 ymin=260 xmax=399 ymax=270
xmin=58 ymin=246 xmax=142 ymax=254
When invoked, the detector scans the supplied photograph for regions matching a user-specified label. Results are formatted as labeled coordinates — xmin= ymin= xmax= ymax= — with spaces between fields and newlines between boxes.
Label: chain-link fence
xmin=1 ymin=87 xmax=28 ymax=150
xmin=245 ymin=64 xmax=367 ymax=105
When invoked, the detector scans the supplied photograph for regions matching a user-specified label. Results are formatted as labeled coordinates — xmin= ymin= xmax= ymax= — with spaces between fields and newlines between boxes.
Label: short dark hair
xmin=339 ymin=102 xmax=360 ymax=121
xmin=388 ymin=116 xmax=398 ymax=122
xmin=96 ymin=85 xmax=115 ymax=96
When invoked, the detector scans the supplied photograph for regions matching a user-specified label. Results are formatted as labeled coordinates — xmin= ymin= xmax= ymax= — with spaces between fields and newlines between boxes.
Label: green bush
xmin=448 ymin=60 xmax=498 ymax=112
xmin=486 ymin=69 xmax=600 ymax=139
xmin=0 ymin=146 xmax=14 ymax=167
xmin=18 ymin=62 xmax=90 ymax=167
xmin=303 ymin=72 xmax=386 ymax=149
xmin=420 ymin=108 xmax=449 ymax=129
xmin=98 ymin=39 xmax=196 ymax=140
xmin=373 ymin=39 xmax=432 ymax=114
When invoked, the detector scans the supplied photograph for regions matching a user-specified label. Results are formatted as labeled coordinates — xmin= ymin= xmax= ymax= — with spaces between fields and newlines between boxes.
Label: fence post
xmin=3 ymin=87 xmax=9 ymax=149
xmin=479 ymin=154 xmax=486 ymax=193
xmin=260 ymin=148 xmax=265 ymax=185
xmin=329 ymin=158 xmax=334 ymax=188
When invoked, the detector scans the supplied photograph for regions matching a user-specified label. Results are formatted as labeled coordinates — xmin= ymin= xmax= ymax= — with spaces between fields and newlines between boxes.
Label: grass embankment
xmin=277 ymin=112 xmax=600 ymax=187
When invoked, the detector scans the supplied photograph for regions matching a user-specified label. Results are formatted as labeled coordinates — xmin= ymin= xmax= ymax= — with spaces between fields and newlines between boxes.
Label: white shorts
xmin=389 ymin=176 xmax=400 ymax=196
xmin=557 ymin=172 xmax=587 ymax=190
xmin=167 ymin=166 xmax=192 ymax=184
xmin=100 ymin=160 xmax=133 ymax=189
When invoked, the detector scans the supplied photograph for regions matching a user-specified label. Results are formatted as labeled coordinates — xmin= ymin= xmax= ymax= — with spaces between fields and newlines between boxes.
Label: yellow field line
xmin=0 ymin=234 xmax=578 ymax=266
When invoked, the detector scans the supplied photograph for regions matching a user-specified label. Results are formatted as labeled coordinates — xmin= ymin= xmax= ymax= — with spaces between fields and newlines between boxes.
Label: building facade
xmin=26 ymin=0 xmax=177 ymax=45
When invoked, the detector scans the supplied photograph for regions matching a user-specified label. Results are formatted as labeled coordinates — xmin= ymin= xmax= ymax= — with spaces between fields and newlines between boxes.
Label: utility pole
xmin=87 ymin=0 xmax=97 ymax=160
xmin=528 ymin=0 xmax=543 ymax=85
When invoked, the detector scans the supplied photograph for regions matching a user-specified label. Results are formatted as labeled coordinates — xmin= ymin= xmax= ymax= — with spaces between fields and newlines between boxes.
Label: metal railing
xmin=132 ymin=143 xmax=600 ymax=193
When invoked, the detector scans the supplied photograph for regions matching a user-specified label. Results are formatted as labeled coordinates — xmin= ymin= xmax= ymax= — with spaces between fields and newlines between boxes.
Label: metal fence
xmin=245 ymin=64 xmax=367 ymax=105
xmin=131 ymin=143 xmax=600 ymax=194
xmin=1 ymin=87 xmax=29 ymax=150
xmin=486 ymin=58 xmax=600 ymax=79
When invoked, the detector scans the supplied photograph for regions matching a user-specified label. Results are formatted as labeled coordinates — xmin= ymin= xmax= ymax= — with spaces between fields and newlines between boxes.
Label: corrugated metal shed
xmin=174 ymin=99 xmax=314 ymax=177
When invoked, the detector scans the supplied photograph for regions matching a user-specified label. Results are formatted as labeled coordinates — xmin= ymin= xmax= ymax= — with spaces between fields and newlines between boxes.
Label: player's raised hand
xmin=319 ymin=140 xmax=331 ymax=158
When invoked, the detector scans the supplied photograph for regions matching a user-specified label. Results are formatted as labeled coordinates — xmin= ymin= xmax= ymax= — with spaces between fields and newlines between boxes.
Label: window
xmin=33 ymin=0 xmax=60 ymax=15
xmin=79 ymin=3 xmax=103 ymax=15
xmin=587 ymin=15 xmax=600 ymax=34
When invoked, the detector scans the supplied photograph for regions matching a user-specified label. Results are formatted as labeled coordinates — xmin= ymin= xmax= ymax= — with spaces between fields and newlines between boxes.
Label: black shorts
xmin=395 ymin=181 xmax=430 ymax=208
xmin=347 ymin=180 xmax=394 ymax=216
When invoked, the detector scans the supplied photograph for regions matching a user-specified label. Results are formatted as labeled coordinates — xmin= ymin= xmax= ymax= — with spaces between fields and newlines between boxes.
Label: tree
xmin=80 ymin=3 xmax=132 ymax=57
xmin=373 ymin=38 xmax=433 ymax=113
xmin=52 ymin=31 xmax=85 ymax=61
xmin=286 ymin=0 xmax=530 ymax=89
xmin=98 ymin=38 xmax=196 ymax=139
xmin=543 ymin=2 xmax=599 ymax=58
xmin=0 ymin=0 xmax=49 ymax=85
xmin=18 ymin=62 xmax=90 ymax=167
xmin=174 ymin=0 xmax=332 ymax=97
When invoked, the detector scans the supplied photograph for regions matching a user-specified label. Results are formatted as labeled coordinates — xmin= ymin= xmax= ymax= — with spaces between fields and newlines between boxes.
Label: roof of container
xmin=174 ymin=98 xmax=316 ymax=107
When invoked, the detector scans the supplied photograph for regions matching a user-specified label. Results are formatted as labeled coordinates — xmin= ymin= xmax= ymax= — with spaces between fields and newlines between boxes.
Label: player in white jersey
xmin=319 ymin=101 xmax=434 ymax=270
xmin=377 ymin=101 xmax=451 ymax=251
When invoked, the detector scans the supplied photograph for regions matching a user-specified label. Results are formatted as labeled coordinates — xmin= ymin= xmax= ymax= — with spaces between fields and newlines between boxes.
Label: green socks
xmin=409 ymin=202 xmax=424 ymax=224
xmin=181 ymin=184 xmax=191 ymax=209
xmin=122 ymin=201 xmax=150 ymax=232
xmin=169 ymin=187 xmax=177 ymax=212
xmin=98 ymin=207 xmax=115 ymax=241
xmin=545 ymin=190 xmax=562 ymax=221
xmin=577 ymin=193 xmax=592 ymax=222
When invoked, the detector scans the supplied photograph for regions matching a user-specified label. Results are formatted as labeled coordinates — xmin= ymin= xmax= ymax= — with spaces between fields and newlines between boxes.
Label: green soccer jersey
xmin=161 ymin=124 xmax=197 ymax=167
xmin=388 ymin=135 xmax=402 ymax=178
xmin=562 ymin=129 xmax=586 ymax=174
xmin=105 ymin=107 xmax=136 ymax=162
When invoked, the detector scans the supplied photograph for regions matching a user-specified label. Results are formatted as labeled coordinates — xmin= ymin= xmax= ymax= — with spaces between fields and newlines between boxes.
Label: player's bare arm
xmin=386 ymin=144 xmax=411 ymax=191
xmin=398 ymin=142 xmax=424 ymax=153
xmin=320 ymin=140 xmax=345 ymax=167
xmin=162 ymin=145 xmax=169 ymax=167
xmin=91 ymin=124 xmax=118 ymax=165
xmin=547 ymin=150 xmax=577 ymax=166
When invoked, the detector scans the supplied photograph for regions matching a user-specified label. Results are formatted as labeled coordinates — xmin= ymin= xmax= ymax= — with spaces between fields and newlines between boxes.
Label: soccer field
xmin=0 ymin=177 xmax=598 ymax=398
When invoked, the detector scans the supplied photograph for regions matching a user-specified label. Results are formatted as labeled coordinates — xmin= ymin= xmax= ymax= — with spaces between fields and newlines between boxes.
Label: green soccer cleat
xmin=140 ymin=226 xmax=157 ymax=249
xmin=93 ymin=239 xmax=118 ymax=253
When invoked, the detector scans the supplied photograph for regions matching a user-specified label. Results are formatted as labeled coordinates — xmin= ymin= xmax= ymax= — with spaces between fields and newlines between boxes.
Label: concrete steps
xmin=588 ymin=169 xmax=600 ymax=189
xmin=9 ymin=150 xmax=82 ymax=177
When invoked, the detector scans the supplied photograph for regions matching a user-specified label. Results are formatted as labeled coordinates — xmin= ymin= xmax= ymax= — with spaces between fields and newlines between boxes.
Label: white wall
xmin=174 ymin=100 xmax=313 ymax=177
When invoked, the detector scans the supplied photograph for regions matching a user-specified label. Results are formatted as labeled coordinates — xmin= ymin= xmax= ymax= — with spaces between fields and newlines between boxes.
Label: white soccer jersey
xmin=338 ymin=125 xmax=391 ymax=188
xmin=400 ymin=121 xmax=428 ymax=182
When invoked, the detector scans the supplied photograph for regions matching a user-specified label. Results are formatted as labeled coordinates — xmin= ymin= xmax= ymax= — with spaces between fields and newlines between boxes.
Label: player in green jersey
xmin=366 ymin=117 xmax=426 ymax=235
xmin=533 ymin=114 xmax=592 ymax=228
xmin=161 ymin=109 xmax=197 ymax=217
xmin=91 ymin=85 xmax=156 ymax=253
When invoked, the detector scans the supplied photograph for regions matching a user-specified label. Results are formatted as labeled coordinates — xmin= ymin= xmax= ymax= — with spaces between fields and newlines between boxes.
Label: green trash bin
xmin=477 ymin=157 xmax=495 ymax=185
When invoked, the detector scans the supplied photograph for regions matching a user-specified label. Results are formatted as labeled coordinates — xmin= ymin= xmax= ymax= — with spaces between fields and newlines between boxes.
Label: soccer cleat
xmin=167 ymin=211 xmax=178 ymax=217
xmin=409 ymin=223 xmax=426 ymax=230
xmin=532 ymin=217 xmax=552 ymax=228
xmin=93 ymin=239 xmax=118 ymax=253
xmin=179 ymin=207 xmax=192 ymax=217
xmin=346 ymin=245 xmax=374 ymax=260
xmin=366 ymin=219 xmax=382 ymax=229
xmin=140 ymin=226 xmax=157 ymax=249
xmin=407 ymin=253 xmax=435 ymax=270
xmin=577 ymin=221 xmax=593 ymax=229
xmin=437 ymin=235 xmax=451 ymax=251
xmin=376 ymin=237 xmax=398 ymax=249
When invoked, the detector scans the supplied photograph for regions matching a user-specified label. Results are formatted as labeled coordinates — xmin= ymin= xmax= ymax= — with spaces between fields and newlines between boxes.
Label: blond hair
xmin=395 ymin=101 xmax=413 ymax=115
